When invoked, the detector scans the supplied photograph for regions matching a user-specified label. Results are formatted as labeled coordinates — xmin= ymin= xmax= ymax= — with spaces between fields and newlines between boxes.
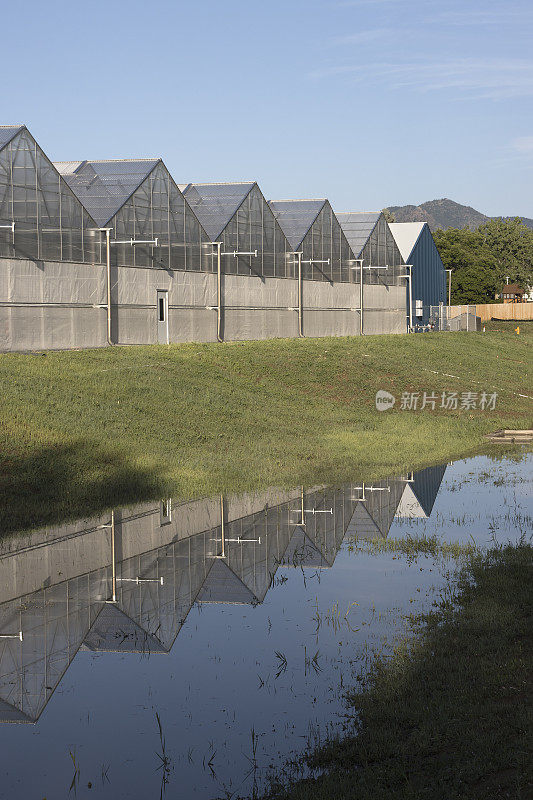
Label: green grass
xmin=0 ymin=326 xmax=531 ymax=532
xmin=263 ymin=542 xmax=533 ymax=800
xmin=484 ymin=319 xmax=532 ymax=334
xmin=349 ymin=532 xmax=480 ymax=563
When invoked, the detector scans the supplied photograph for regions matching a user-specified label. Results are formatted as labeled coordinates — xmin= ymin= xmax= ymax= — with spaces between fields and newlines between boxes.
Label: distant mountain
xmin=386 ymin=198 xmax=533 ymax=232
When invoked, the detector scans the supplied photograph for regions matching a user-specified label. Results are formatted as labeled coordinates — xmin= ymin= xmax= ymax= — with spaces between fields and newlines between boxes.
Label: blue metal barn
xmin=389 ymin=222 xmax=446 ymax=326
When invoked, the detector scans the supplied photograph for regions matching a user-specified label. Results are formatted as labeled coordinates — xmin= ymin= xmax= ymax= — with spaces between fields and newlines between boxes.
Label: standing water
xmin=0 ymin=450 xmax=530 ymax=799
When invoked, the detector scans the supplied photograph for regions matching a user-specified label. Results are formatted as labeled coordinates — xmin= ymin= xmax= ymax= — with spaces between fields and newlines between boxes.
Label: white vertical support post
xmin=106 ymin=229 xmax=112 ymax=345
xmin=288 ymin=252 xmax=304 ymax=337
xmin=411 ymin=267 xmax=414 ymax=330
xmin=298 ymin=251 xmax=303 ymax=337
xmin=349 ymin=259 xmax=364 ymax=334
xmin=98 ymin=512 xmax=117 ymax=603
xmin=213 ymin=494 xmax=226 ymax=558
xmin=212 ymin=242 xmax=223 ymax=342
xmin=360 ymin=258 xmax=364 ymax=335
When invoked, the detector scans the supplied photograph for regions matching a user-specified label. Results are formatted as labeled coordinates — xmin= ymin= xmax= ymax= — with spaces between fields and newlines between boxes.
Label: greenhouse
xmin=0 ymin=123 xmax=409 ymax=350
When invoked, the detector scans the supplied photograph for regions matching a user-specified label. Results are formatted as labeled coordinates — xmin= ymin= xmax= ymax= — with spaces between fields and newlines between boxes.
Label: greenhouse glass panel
xmin=337 ymin=212 xmax=403 ymax=285
xmin=0 ymin=126 xmax=98 ymax=263
xmin=183 ymin=182 xmax=290 ymax=280
xmin=56 ymin=159 xmax=210 ymax=272
xmin=271 ymin=199 xmax=357 ymax=283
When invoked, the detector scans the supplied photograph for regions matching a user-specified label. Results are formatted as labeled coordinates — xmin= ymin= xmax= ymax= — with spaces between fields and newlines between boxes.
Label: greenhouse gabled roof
xmin=182 ymin=182 xmax=256 ymax=240
xmin=388 ymin=222 xmax=426 ymax=261
xmin=54 ymin=158 xmax=160 ymax=226
xmin=335 ymin=212 xmax=381 ymax=257
xmin=0 ymin=125 xmax=25 ymax=151
xmin=268 ymin=199 xmax=327 ymax=250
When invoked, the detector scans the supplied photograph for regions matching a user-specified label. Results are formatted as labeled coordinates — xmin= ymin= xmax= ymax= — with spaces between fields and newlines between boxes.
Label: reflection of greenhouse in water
xmin=0 ymin=467 xmax=445 ymax=723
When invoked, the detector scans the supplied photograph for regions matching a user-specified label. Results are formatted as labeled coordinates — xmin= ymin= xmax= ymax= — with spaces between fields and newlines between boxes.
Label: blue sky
xmin=3 ymin=0 xmax=532 ymax=216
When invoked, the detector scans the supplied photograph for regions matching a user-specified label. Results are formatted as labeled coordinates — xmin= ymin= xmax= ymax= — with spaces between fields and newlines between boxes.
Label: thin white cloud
xmin=309 ymin=57 xmax=533 ymax=100
xmin=334 ymin=0 xmax=405 ymax=6
xmin=426 ymin=7 xmax=533 ymax=26
xmin=332 ymin=28 xmax=393 ymax=45
xmin=512 ymin=136 xmax=533 ymax=154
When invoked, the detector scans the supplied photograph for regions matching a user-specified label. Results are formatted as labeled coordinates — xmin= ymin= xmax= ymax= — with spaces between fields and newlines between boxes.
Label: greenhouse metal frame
xmin=0 ymin=123 xmax=410 ymax=351
xmin=0 ymin=126 xmax=99 ymax=264
xmin=269 ymin=198 xmax=357 ymax=283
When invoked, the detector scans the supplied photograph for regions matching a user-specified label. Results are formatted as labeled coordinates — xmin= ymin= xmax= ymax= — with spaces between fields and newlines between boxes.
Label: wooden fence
xmin=474 ymin=303 xmax=533 ymax=322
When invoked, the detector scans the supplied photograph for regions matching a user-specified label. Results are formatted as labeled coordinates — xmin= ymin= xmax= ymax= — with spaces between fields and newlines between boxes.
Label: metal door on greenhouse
xmin=157 ymin=290 xmax=169 ymax=344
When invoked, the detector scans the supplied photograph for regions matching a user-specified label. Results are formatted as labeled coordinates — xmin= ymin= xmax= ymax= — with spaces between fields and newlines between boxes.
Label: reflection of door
xmin=157 ymin=290 xmax=168 ymax=344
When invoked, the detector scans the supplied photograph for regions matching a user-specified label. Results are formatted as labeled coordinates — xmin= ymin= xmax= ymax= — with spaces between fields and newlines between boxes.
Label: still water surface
xmin=0 ymin=451 xmax=530 ymax=799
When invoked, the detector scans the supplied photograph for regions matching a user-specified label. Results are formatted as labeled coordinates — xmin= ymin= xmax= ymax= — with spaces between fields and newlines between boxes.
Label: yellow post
xmin=515 ymin=326 xmax=520 ymax=335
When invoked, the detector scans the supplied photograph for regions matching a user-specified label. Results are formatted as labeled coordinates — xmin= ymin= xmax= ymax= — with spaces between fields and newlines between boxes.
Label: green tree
xmin=479 ymin=217 xmax=533 ymax=290
xmin=433 ymin=219 xmax=533 ymax=303
xmin=382 ymin=208 xmax=395 ymax=223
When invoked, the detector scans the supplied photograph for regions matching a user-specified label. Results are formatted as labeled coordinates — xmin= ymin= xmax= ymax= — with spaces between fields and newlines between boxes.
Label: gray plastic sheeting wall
xmin=0 ymin=258 xmax=406 ymax=351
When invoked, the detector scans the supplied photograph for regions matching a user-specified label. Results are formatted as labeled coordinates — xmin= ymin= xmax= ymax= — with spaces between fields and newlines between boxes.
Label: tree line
xmin=432 ymin=218 xmax=533 ymax=304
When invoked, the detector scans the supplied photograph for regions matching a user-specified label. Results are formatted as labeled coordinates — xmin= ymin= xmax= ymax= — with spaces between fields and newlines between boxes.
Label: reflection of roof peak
xmin=396 ymin=465 xmax=446 ymax=518
xmin=0 ymin=698 xmax=35 ymax=724
xmin=83 ymin=604 xmax=168 ymax=654
xmin=346 ymin=503 xmax=383 ymax=541
xmin=196 ymin=559 xmax=258 ymax=605
xmin=282 ymin=526 xmax=330 ymax=567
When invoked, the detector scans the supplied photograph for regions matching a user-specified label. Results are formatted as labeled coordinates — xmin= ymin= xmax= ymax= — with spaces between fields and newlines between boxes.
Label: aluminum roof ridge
xmin=60 ymin=157 xmax=162 ymax=165
xmin=183 ymin=180 xmax=256 ymax=186
xmin=268 ymin=197 xmax=328 ymax=203
xmin=336 ymin=210 xmax=380 ymax=216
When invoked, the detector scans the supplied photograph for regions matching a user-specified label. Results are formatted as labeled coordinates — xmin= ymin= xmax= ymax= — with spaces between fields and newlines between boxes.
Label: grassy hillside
xmin=0 ymin=325 xmax=531 ymax=532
